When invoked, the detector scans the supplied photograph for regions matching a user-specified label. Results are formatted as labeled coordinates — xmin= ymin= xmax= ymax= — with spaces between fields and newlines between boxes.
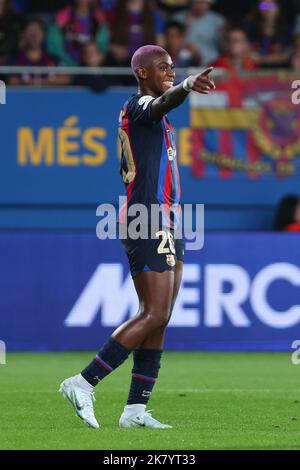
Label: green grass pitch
xmin=0 ymin=351 xmax=299 ymax=450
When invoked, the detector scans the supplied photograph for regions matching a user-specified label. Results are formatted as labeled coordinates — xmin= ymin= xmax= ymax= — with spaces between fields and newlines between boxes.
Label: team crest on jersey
xmin=166 ymin=254 xmax=175 ymax=267
xmin=138 ymin=95 xmax=154 ymax=110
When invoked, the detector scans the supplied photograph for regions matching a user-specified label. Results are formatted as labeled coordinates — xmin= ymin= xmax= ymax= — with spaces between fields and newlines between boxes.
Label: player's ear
xmin=136 ymin=67 xmax=147 ymax=80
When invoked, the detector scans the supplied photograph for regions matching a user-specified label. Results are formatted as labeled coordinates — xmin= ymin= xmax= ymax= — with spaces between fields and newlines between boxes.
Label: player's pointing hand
xmin=182 ymin=67 xmax=216 ymax=94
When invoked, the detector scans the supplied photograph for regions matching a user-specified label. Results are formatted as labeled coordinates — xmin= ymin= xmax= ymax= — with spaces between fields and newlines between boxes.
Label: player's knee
xmin=146 ymin=309 xmax=170 ymax=329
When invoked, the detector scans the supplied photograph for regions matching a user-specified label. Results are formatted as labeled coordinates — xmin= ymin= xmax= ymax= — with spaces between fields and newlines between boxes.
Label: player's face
xmin=228 ymin=31 xmax=249 ymax=57
xmin=24 ymin=22 xmax=45 ymax=48
xmin=166 ymin=27 xmax=185 ymax=52
xmin=147 ymin=54 xmax=175 ymax=96
xmin=83 ymin=43 xmax=104 ymax=66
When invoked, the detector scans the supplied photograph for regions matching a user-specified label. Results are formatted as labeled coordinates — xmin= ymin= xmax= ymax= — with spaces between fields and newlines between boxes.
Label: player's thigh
xmin=133 ymin=269 xmax=175 ymax=317
xmin=172 ymin=260 xmax=183 ymax=309
xmin=171 ymin=236 xmax=185 ymax=308
xmin=137 ymin=261 xmax=183 ymax=349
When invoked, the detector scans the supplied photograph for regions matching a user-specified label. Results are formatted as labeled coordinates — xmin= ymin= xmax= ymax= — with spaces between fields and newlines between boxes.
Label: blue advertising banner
xmin=0 ymin=89 xmax=188 ymax=205
xmin=0 ymin=87 xmax=299 ymax=209
xmin=0 ymin=233 xmax=299 ymax=352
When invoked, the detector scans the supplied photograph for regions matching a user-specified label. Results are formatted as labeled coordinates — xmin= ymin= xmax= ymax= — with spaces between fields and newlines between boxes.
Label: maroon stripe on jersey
xmin=164 ymin=117 xmax=179 ymax=204
xmin=162 ymin=118 xmax=173 ymax=224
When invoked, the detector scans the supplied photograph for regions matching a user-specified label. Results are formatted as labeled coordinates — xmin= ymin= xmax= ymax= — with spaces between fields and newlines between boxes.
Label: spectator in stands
xmin=164 ymin=20 xmax=201 ymax=67
xmin=0 ymin=0 xmax=23 ymax=64
xmin=47 ymin=0 xmax=109 ymax=66
xmin=274 ymin=195 xmax=300 ymax=231
xmin=172 ymin=0 xmax=226 ymax=65
xmin=9 ymin=18 xmax=71 ymax=85
xmin=73 ymin=40 xmax=110 ymax=90
xmin=107 ymin=0 xmax=164 ymax=67
xmin=244 ymin=0 xmax=292 ymax=68
xmin=211 ymin=27 xmax=257 ymax=72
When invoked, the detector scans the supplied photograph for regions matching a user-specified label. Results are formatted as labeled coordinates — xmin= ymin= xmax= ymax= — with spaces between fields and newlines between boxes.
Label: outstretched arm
xmin=150 ymin=67 xmax=216 ymax=121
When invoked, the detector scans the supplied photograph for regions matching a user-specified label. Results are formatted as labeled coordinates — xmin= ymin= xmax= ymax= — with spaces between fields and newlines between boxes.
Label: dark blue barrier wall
xmin=0 ymin=88 xmax=297 ymax=230
xmin=0 ymin=233 xmax=299 ymax=352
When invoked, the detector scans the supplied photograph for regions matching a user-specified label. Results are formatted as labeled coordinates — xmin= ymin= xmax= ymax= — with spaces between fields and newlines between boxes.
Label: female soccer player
xmin=60 ymin=45 xmax=215 ymax=429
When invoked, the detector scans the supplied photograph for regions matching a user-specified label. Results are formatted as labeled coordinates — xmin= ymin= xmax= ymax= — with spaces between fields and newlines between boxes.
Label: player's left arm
xmin=150 ymin=67 xmax=216 ymax=121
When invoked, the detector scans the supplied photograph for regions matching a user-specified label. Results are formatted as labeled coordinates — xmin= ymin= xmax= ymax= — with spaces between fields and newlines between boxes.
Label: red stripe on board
xmin=219 ymin=130 xmax=233 ymax=179
xmin=191 ymin=129 xmax=205 ymax=178
xmin=247 ymin=132 xmax=261 ymax=180
xmin=215 ymin=74 xmax=243 ymax=107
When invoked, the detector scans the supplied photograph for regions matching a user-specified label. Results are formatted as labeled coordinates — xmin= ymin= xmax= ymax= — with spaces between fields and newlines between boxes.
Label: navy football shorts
xmin=120 ymin=228 xmax=185 ymax=278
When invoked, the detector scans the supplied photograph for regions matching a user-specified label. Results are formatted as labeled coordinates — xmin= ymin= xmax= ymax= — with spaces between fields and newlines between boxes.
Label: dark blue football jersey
xmin=118 ymin=94 xmax=181 ymax=229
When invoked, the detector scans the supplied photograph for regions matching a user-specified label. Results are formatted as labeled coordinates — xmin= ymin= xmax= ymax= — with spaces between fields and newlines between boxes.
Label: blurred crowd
xmin=1 ymin=0 xmax=300 ymax=88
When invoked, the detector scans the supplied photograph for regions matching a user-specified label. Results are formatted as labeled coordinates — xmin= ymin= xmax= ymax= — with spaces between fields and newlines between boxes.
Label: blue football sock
xmin=81 ymin=337 xmax=130 ymax=386
xmin=127 ymin=349 xmax=162 ymax=405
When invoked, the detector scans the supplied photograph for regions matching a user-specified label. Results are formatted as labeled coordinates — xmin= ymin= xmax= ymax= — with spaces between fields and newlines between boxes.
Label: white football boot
xmin=59 ymin=374 xmax=99 ymax=429
xmin=119 ymin=404 xmax=172 ymax=429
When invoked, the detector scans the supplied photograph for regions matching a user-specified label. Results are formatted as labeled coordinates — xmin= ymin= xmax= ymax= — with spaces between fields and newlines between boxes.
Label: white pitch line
xmin=159 ymin=389 xmax=300 ymax=394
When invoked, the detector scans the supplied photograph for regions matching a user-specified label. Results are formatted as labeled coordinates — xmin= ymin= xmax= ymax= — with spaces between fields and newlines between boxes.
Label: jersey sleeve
xmin=127 ymin=95 xmax=157 ymax=124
